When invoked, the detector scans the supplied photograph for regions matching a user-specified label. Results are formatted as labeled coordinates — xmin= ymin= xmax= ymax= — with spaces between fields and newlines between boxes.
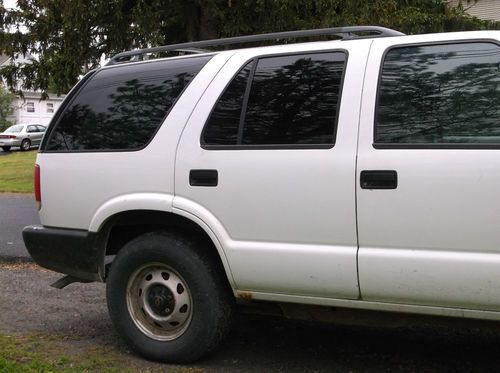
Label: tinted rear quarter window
xmin=46 ymin=56 xmax=212 ymax=151
xmin=376 ymin=42 xmax=500 ymax=146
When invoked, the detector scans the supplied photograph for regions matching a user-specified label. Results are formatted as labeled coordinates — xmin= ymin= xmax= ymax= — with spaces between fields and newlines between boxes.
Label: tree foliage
xmin=0 ymin=84 xmax=14 ymax=130
xmin=0 ymin=0 xmax=497 ymax=95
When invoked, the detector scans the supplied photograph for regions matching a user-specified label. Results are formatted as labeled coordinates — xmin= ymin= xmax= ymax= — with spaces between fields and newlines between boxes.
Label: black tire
xmin=106 ymin=231 xmax=234 ymax=363
xmin=20 ymin=139 xmax=30 ymax=151
xmin=1 ymin=146 xmax=10 ymax=152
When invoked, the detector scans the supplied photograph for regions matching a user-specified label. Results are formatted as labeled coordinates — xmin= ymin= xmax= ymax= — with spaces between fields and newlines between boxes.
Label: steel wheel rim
xmin=22 ymin=140 xmax=29 ymax=150
xmin=126 ymin=263 xmax=193 ymax=341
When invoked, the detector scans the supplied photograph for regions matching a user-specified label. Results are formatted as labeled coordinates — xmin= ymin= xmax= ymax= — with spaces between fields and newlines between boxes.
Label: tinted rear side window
xmin=243 ymin=53 xmax=345 ymax=145
xmin=376 ymin=42 xmax=500 ymax=146
xmin=202 ymin=51 xmax=346 ymax=148
xmin=46 ymin=56 xmax=211 ymax=151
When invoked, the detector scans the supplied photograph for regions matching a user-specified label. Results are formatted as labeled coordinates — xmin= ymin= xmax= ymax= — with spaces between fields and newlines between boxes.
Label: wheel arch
xmin=98 ymin=209 xmax=236 ymax=290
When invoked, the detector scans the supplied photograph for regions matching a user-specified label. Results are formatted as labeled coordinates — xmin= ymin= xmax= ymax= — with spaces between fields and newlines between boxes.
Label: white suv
xmin=23 ymin=26 xmax=500 ymax=362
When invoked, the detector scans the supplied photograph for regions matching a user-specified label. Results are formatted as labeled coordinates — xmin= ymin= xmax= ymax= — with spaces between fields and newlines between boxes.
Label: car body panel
xmin=357 ymin=31 xmax=500 ymax=310
xmin=37 ymin=53 xmax=232 ymax=229
xmin=174 ymin=39 xmax=373 ymax=299
xmin=30 ymin=30 xmax=500 ymax=321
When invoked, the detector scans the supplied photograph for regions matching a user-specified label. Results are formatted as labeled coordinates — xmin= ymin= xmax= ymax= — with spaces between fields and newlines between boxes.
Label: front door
xmin=357 ymin=38 xmax=500 ymax=310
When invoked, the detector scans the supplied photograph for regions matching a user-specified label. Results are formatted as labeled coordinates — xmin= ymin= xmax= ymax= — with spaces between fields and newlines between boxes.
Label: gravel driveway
xmin=2 ymin=262 xmax=500 ymax=372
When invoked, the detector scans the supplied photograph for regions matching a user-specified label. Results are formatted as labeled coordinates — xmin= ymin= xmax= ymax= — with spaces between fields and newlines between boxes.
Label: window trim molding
xmin=202 ymin=143 xmax=335 ymax=150
xmin=374 ymin=143 xmax=500 ymax=150
xmin=200 ymin=49 xmax=349 ymax=150
xmin=373 ymin=38 xmax=500 ymax=150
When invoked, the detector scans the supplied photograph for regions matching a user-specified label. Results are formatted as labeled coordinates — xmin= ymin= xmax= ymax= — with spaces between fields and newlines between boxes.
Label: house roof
xmin=20 ymin=91 xmax=66 ymax=101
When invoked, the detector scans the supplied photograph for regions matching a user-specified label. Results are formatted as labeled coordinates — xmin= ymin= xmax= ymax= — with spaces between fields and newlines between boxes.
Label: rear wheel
xmin=106 ymin=231 xmax=234 ymax=363
xmin=126 ymin=263 xmax=193 ymax=341
xmin=1 ymin=146 xmax=10 ymax=152
xmin=20 ymin=139 xmax=30 ymax=151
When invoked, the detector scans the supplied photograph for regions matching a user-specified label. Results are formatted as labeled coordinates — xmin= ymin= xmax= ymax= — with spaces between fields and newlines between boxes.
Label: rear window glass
xmin=46 ymin=56 xmax=212 ymax=151
xmin=5 ymin=125 xmax=23 ymax=133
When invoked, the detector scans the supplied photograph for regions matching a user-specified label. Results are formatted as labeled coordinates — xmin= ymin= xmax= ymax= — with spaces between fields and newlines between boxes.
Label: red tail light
xmin=34 ymin=164 xmax=41 ymax=210
xmin=0 ymin=135 xmax=17 ymax=139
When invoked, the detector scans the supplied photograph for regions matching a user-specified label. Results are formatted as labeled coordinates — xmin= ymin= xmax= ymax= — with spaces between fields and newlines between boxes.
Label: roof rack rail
xmin=106 ymin=26 xmax=404 ymax=65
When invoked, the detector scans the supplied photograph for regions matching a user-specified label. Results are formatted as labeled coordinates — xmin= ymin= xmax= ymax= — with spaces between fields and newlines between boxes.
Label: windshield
xmin=4 ymin=125 xmax=24 ymax=133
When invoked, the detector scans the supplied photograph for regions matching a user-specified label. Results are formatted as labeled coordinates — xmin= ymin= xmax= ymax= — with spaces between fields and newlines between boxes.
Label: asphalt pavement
xmin=0 ymin=193 xmax=39 ymax=258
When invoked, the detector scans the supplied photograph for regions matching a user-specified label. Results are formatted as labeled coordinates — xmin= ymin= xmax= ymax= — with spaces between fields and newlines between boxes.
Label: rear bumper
xmin=22 ymin=225 xmax=104 ymax=282
xmin=0 ymin=138 xmax=21 ymax=147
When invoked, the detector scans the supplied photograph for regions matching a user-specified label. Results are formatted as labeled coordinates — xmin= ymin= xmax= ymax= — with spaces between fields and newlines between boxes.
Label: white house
xmin=8 ymin=91 xmax=65 ymax=126
xmin=449 ymin=0 xmax=500 ymax=22
xmin=0 ymin=54 xmax=66 ymax=127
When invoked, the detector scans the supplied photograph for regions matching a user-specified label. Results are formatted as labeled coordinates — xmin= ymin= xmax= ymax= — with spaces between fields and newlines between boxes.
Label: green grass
xmin=0 ymin=333 xmax=124 ymax=372
xmin=0 ymin=332 xmax=203 ymax=373
xmin=0 ymin=151 xmax=37 ymax=193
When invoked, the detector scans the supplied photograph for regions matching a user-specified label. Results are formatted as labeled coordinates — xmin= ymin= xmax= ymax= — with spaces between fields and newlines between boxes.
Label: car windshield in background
xmin=5 ymin=125 xmax=24 ymax=133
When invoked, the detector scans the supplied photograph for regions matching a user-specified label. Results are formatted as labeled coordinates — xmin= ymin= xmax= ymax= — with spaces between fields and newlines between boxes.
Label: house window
xmin=27 ymin=102 xmax=35 ymax=113
xmin=47 ymin=103 xmax=54 ymax=113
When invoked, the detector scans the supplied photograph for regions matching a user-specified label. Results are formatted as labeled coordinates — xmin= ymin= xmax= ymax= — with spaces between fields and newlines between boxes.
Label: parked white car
xmin=23 ymin=26 xmax=500 ymax=362
xmin=0 ymin=124 xmax=46 ymax=151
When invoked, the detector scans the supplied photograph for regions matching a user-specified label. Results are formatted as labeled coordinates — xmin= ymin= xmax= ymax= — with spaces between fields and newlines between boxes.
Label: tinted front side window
xmin=376 ymin=42 xmax=500 ymax=145
xmin=46 ymin=56 xmax=211 ymax=151
xmin=203 ymin=51 xmax=346 ymax=147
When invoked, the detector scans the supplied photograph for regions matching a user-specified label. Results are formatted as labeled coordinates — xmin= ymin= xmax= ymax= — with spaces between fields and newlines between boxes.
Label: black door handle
xmin=360 ymin=170 xmax=397 ymax=189
xmin=189 ymin=169 xmax=218 ymax=187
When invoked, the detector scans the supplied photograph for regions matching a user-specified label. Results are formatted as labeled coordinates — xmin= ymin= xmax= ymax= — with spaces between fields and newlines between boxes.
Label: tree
xmin=0 ymin=0 xmax=497 ymax=95
xmin=0 ymin=84 xmax=14 ymax=130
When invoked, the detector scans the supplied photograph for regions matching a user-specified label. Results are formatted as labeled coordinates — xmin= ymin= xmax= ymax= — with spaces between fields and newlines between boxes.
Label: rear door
xmin=32 ymin=125 xmax=44 ymax=145
xmin=37 ymin=126 xmax=47 ymax=144
xmin=26 ymin=125 xmax=40 ymax=145
xmin=175 ymin=41 xmax=372 ymax=298
xmin=357 ymin=36 xmax=500 ymax=310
